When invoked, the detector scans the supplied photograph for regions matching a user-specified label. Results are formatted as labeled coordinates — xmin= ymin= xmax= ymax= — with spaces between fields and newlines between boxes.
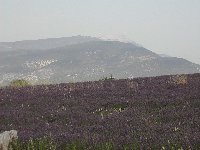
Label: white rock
xmin=0 ymin=130 xmax=18 ymax=150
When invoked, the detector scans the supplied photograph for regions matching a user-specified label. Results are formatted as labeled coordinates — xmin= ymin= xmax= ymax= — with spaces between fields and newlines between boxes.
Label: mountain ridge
xmin=0 ymin=36 xmax=199 ymax=85
xmin=0 ymin=35 xmax=101 ymax=51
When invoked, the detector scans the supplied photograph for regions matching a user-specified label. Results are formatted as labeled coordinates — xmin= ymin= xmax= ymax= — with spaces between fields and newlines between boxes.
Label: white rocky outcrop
xmin=0 ymin=130 xmax=18 ymax=150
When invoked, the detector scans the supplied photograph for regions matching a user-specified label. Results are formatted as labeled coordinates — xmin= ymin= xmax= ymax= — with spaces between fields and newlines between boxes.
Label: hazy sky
xmin=1 ymin=0 xmax=200 ymax=64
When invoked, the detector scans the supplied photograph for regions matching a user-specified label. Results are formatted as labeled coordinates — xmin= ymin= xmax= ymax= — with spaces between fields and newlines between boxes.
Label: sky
xmin=0 ymin=0 xmax=200 ymax=64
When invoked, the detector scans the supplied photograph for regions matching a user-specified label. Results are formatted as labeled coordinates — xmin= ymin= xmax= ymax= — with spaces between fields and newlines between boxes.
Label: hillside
xmin=0 ymin=36 xmax=200 ymax=85
xmin=0 ymin=73 xmax=200 ymax=149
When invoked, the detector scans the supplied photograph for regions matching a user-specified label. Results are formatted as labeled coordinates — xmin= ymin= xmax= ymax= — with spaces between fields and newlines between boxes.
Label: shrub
xmin=99 ymin=74 xmax=115 ymax=81
xmin=9 ymin=79 xmax=31 ymax=87
xmin=168 ymin=75 xmax=188 ymax=85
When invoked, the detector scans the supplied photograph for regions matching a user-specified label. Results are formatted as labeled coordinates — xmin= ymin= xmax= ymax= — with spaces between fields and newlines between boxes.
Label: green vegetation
xmin=10 ymin=137 xmax=57 ymax=150
xmin=9 ymin=138 xmax=189 ymax=150
xmin=9 ymin=79 xmax=31 ymax=87
xmin=99 ymin=74 xmax=115 ymax=81
xmin=111 ymin=103 xmax=128 ymax=111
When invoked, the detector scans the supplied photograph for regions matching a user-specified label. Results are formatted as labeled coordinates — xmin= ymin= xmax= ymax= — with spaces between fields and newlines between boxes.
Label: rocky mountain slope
xmin=0 ymin=36 xmax=199 ymax=85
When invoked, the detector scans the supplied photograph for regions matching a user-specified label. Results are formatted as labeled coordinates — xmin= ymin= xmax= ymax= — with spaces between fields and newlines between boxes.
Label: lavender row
xmin=0 ymin=73 xmax=200 ymax=149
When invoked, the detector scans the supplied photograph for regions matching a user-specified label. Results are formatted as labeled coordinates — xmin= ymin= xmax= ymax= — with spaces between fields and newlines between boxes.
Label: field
xmin=1 ymin=73 xmax=200 ymax=149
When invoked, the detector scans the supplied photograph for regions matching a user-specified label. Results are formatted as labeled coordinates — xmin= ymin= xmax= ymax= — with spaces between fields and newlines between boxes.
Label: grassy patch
xmin=10 ymin=137 xmax=57 ymax=150
xmin=9 ymin=138 xmax=194 ymax=150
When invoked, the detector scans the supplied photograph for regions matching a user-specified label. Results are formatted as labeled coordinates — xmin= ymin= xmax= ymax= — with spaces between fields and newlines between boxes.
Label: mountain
xmin=0 ymin=36 xmax=199 ymax=85
xmin=0 ymin=35 xmax=101 ymax=51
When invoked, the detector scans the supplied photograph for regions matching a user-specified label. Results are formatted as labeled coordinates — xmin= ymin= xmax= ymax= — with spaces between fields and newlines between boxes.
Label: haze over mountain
xmin=0 ymin=36 xmax=199 ymax=85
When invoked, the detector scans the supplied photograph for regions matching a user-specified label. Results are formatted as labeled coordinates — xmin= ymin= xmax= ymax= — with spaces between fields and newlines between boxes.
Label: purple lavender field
xmin=1 ymin=73 xmax=200 ymax=149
